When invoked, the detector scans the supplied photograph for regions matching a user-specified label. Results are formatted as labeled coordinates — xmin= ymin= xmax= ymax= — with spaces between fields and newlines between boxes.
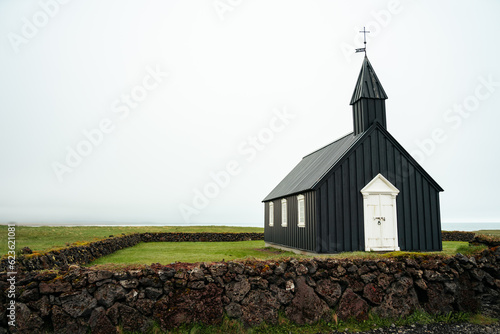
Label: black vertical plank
xmin=349 ymin=154 xmax=359 ymax=250
xmin=309 ymin=191 xmax=316 ymax=252
xmin=356 ymin=146 xmax=365 ymax=250
xmin=335 ymin=171 xmax=343 ymax=252
xmin=423 ymin=181 xmax=432 ymax=250
xmin=408 ymin=164 xmax=419 ymax=250
xmin=364 ymin=140 xmax=371 ymax=181
xmin=327 ymin=176 xmax=335 ymax=252
xmin=292 ymin=195 xmax=296 ymax=249
xmin=415 ymin=173 xmax=425 ymax=250
xmin=371 ymin=131 xmax=379 ymax=176
xmin=342 ymin=162 xmax=351 ymax=251
xmin=386 ymin=138 xmax=395 ymax=184
xmin=320 ymin=183 xmax=329 ymax=253
xmin=362 ymin=100 xmax=369 ymax=131
xmin=315 ymin=190 xmax=322 ymax=253
xmin=392 ymin=148 xmax=403 ymax=249
xmin=291 ymin=194 xmax=298 ymax=250
xmin=329 ymin=175 xmax=337 ymax=252
xmin=264 ymin=202 xmax=269 ymax=242
xmin=379 ymin=130 xmax=387 ymax=174
xmin=429 ymin=189 xmax=437 ymax=250
xmin=435 ymin=192 xmax=443 ymax=251
xmin=401 ymin=155 xmax=412 ymax=250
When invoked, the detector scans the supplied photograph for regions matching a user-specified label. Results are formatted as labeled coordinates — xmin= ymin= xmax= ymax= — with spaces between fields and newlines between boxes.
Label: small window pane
xmin=281 ymin=199 xmax=287 ymax=227
xmin=297 ymin=195 xmax=305 ymax=227
xmin=269 ymin=202 xmax=274 ymax=227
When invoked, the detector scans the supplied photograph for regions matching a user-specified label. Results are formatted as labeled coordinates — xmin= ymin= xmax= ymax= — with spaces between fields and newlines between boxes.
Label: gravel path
xmin=354 ymin=322 xmax=500 ymax=334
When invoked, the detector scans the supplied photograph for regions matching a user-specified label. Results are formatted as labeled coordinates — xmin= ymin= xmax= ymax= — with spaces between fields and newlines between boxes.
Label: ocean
xmin=441 ymin=222 xmax=500 ymax=232
xmin=6 ymin=221 xmax=500 ymax=231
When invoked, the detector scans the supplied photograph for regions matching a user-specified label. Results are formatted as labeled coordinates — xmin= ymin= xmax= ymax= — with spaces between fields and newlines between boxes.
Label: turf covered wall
xmin=1 ymin=246 xmax=499 ymax=333
xmin=0 ymin=231 xmax=480 ymax=273
xmin=0 ymin=233 xmax=264 ymax=272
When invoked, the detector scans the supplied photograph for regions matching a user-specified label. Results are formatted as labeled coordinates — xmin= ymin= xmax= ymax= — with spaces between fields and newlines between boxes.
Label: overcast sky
xmin=0 ymin=0 xmax=499 ymax=226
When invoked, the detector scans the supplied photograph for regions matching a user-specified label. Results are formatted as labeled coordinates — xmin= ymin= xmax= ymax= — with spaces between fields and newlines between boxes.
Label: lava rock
xmin=286 ymin=276 xmax=330 ymax=324
xmin=337 ymin=288 xmax=369 ymax=321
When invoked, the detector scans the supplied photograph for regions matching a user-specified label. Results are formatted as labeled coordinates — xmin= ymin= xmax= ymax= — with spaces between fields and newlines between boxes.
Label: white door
xmin=361 ymin=174 xmax=400 ymax=252
xmin=365 ymin=194 xmax=397 ymax=250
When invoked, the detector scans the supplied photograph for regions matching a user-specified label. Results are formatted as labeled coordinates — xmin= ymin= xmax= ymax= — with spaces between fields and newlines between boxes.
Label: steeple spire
xmin=350 ymin=56 xmax=388 ymax=135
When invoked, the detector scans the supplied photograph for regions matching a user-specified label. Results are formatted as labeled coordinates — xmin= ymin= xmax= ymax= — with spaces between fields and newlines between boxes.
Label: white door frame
xmin=361 ymin=173 xmax=400 ymax=252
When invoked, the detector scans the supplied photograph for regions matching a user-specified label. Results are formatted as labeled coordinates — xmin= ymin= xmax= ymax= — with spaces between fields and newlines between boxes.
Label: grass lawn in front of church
xmin=87 ymin=240 xmax=478 ymax=268
xmin=88 ymin=240 xmax=293 ymax=266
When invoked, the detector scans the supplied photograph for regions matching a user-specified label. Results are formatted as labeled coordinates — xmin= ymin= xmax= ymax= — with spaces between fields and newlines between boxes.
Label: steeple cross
xmin=356 ymin=27 xmax=370 ymax=55
xmin=360 ymin=27 xmax=370 ymax=46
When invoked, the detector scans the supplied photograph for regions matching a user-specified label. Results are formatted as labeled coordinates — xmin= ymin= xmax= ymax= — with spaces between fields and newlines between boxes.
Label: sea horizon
xmin=1 ymin=221 xmax=499 ymax=232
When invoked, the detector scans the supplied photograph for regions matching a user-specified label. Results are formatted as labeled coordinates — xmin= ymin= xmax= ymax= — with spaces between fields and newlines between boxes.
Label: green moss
xmin=24 ymin=251 xmax=43 ymax=259
xmin=119 ymin=310 xmax=497 ymax=334
xmin=72 ymin=241 xmax=91 ymax=246
xmin=468 ymin=314 xmax=498 ymax=325
xmin=0 ymin=225 xmax=264 ymax=256
xmin=382 ymin=251 xmax=431 ymax=259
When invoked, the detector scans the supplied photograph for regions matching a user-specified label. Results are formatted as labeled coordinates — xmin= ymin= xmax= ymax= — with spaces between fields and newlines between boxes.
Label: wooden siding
xmin=264 ymin=191 xmax=317 ymax=252
xmin=315 ymin=127 xmax=442 ymax=252
xmin=353 ymin=99 xmax=387 ymax=135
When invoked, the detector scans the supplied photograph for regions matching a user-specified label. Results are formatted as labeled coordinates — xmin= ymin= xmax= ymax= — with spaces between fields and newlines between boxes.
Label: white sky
xmin=0 ymin=0 xmax=499 ymax=226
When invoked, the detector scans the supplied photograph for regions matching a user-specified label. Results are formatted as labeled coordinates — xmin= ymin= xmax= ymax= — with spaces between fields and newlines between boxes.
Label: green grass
xmin=476 ymin=230 xmax=500 ymax=236
xmin=121 ymin=310 xmax=497 ymax=333
xmin=0 ymin=225 xmax=263 ymax=256
xmin=89 ymin=241 xmax=295 ymax=266
xmin=1 ymin=224 xmax=495 ymax=261
xmin=456 ymin=244 xmax=488 ymax=256
xmin=88 ymin=241 xmax=476 ymax=267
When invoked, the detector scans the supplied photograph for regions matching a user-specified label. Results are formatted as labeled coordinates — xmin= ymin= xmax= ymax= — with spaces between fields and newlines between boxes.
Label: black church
xmin=263 ymin=55 xmax=443 ymax=253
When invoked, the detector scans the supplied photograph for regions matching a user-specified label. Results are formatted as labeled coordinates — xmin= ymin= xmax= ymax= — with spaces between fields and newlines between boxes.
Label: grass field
xmin=0 ymin=225 xmax=263 ymax=256
xmin=476 ymin=230 xmax=500 ymax=236
xmin=89 ymin=240 xmax=294 ymax=266
xmin=88 ymin=240 xmax=475 ymax=267
xmin=1 ymin=225 xmax=496 ymax=263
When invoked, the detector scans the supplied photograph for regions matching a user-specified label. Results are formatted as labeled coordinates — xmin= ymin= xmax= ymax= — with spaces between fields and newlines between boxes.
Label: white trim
xmin=360 ymin=173 xmax=400 ymax=196
xmin=269 ymin=202 xmax=274 ymax=227
xmin=297 ymin=194 xmax=305 ymax=227
xmin=281 ymin=199 xmax=287 ymax=227
xmin=361 ymin=174 xmax=400 ymax=252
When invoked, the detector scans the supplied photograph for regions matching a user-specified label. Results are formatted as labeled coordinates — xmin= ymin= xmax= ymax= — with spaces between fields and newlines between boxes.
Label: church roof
xmin=262 ymin=131 xmax=363 ymax=202
xmin=350 ymin=56 xmax=388 ymax=105
xmin=262 ymin=122 xmax=443 ymax=202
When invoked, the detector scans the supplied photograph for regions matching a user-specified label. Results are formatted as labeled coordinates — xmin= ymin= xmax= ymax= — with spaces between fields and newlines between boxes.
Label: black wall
xmin=314 ymin=125 xmax=442 ymax=253
xmin=264 ymin=191 xmax=317 ymax=252
xmin=353 ymin=99 xmax=387 ymax=135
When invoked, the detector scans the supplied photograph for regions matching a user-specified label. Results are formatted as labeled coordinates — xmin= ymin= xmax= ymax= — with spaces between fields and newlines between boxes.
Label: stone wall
xmin=1 ymin=231 xmax=482 ymax=272
xmin=2 ymin=246 xmax=499 ymax=333
xmin=442 ymin=231 xmax=476 ymax=242
xmin=0 ymin=233 xmax=264 ymax=272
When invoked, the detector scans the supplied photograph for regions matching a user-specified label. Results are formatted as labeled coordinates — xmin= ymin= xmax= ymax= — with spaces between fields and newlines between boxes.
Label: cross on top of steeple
xmin=355 ymin=27 xmax=370 ymax=55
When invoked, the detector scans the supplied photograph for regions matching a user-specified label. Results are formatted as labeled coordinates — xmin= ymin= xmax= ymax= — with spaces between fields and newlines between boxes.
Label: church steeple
xmin=350 ymin=56 xmax=388 ymax=135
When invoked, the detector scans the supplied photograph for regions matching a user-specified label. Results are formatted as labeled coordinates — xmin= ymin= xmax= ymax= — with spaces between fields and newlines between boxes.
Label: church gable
xmin=313 ymin=122 xmax=443 ymax=194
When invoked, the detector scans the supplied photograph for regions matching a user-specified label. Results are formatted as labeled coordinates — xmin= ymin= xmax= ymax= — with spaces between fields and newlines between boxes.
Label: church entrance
xmin=361 ymin=174 xmax=400 ymax=251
